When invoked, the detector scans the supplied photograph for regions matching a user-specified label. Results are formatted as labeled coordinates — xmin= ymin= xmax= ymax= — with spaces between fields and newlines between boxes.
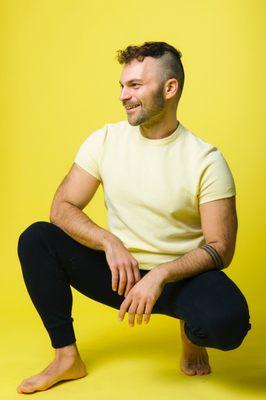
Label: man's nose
xmin=119 ymin=87 xmax=131 ymax=102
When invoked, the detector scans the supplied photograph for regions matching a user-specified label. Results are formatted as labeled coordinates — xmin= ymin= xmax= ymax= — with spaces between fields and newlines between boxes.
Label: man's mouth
xmin=125 ymin=104 xmax=141 ymax=112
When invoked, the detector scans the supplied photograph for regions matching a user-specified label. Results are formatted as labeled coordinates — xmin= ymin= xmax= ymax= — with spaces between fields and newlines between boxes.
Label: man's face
xmin=119 ymin=57 xmax=166 ymax=126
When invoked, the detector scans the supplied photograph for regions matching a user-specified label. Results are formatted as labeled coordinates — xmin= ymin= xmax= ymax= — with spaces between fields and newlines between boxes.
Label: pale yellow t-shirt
xmin=74 ymin=120 xmax=236 ymax=270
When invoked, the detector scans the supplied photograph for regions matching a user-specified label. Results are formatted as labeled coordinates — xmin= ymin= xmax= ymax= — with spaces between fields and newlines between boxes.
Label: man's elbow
xmin=207 ymin=241 xmax=235 ymax=270
xmin=49 ymin=208 xmax=57 ymax=224
xmin=223 ymin=243 xmax=237 ymax=269
xmin=50 ymin=206 xmax=60 ymax=224
xmin=50 ymin=201 xmax=73 ymax=224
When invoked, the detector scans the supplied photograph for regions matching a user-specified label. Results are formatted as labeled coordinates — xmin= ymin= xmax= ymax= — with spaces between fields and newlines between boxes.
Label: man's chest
xmin=101 ymin=146 xmax=199 ymax=217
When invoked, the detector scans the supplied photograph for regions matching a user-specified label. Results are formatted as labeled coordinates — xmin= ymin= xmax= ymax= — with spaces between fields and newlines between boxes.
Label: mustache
xmin=123 ymin=102 xmax=141 ymax=107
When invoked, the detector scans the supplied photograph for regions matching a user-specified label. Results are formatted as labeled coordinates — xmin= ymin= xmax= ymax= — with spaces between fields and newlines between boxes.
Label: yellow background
xmin=1 ymin=0 xmax=265 ymax=398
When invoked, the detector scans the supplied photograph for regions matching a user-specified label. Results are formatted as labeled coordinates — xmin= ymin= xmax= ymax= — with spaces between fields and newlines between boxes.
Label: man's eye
xmin=119 ymin=83 xmax=140 ymax=89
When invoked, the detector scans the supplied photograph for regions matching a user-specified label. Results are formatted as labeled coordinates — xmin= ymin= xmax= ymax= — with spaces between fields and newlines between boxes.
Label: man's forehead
xmin=119 ymin=58 xmax=159 ymax=85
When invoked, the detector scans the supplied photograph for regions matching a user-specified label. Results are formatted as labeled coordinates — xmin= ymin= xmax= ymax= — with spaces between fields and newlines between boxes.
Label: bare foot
xmin=179 ymin=320 xmax=211 ymax=376
xmin=16 ymin=345 xmax=88 ymax=393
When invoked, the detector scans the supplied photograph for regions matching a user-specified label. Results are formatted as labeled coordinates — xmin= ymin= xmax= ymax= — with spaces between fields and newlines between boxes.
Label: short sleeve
xmin=198 ymin=148 xmax=236 ymax=204
xmin=74 ymin=124 xmax=107 ymax=182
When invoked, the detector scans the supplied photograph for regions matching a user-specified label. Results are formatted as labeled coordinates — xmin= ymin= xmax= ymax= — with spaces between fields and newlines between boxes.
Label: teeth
xmin=126 ymin=104 xmax=139 ymax=110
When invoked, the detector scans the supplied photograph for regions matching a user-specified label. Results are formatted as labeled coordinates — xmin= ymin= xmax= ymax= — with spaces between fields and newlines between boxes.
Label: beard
xmin=127 ymin=82 xmax=166 ymax=126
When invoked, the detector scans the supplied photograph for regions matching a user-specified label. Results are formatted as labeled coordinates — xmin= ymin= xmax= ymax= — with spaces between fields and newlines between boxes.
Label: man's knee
xmin=17 ymin=221 xmax=52 ymax=256
xmin=206 ymin=309 xmax=252 ymax=351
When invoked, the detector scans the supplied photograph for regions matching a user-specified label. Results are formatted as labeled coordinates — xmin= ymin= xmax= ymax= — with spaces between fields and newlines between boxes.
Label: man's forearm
xmin=50 ymin=202 xmax=118 ymax=251
xmin=153 ymin=243 xmax=228 ymax=285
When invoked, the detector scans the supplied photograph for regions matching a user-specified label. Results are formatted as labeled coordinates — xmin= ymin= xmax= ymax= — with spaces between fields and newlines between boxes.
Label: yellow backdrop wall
xmin=1 ymin=1 xmax=265 ymax=398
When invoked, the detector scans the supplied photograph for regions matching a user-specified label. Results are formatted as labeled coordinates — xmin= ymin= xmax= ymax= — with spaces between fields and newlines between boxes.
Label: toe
xmin=17 ymin=386 xmax=26 ymax=394
xmin=185 ymin=369 xmax=196 ymax=376
xmin=196 ymin=363 xmax=211 ymax=375
xmin=196 ymin=363 xmax=205 ymax=375
xmin=17 ymin=383 xmax=26 ymax=393
xmin=18 ymin=385 xmax=33 ymax=393
xmin=196 ymin=369 xmax=205 ymax=375
xmin=181 ymin=363 xmax=196 ymax=376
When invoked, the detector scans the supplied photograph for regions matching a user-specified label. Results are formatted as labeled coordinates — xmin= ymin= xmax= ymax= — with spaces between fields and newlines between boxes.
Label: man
xmin=16 ymin=41 xmax=251 ymax=393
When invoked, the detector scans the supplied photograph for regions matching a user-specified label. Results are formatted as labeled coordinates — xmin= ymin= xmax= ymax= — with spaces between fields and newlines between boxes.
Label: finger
xmin=112 ymin=268 xmax=119 ymax=291
xmin=118 ymin=296 xmax=132 ymax=321
xmin=118 ymin=269 xmax=127 ymax=295
xmin=128 ymin=301 xmax=139 ymax=327
xmin=124 ymin=268 xmax=135 ymax=297
xmin=132 ymin=263 xmax=142 ymax=282
xmin=143 ymin=312 xmax=151 ymax=324
xmin=143 ymin=300 xmax=154 ymax=324
xmin=136 ymin=301 xmax=146 ymax=325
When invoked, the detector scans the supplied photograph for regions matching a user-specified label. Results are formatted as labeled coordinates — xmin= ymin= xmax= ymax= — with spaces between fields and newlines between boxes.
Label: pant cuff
xmin=47 ymin=321 xmax=77 ymax=348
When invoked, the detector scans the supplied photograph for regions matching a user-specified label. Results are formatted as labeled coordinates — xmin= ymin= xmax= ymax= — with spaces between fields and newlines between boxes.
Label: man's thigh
xmin=36 ymin=221 xmax=149 ymax=311
xmin=159 ymin=269 xmax=252 ymax=332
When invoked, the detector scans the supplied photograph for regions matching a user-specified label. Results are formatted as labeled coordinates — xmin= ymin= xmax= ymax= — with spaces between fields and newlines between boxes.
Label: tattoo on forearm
xmin=200 ymin=244 xmax=224 ymax=270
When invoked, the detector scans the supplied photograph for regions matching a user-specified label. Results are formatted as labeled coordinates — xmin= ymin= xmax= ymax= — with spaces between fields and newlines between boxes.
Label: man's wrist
xmin=150 ymin=263 xmax=171 ymax=287
xmin=101 ymin=231 xmax=122 ymax=250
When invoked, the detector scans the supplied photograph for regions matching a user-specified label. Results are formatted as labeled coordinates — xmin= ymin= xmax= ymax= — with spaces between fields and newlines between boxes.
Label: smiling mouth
xmin=125 ymin=104 xmax=141 ymax=112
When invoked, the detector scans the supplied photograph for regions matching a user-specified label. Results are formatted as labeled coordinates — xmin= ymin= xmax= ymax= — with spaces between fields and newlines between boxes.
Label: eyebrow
xmin=119 ymin=79 xmax=143 ymax=86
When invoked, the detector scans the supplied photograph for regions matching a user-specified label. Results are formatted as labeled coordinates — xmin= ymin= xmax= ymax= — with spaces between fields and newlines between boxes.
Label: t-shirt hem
xmin=198 ymin=192 xmax=236 ymax=204
xmin=74 ymin=159 xmax=102 ymax=182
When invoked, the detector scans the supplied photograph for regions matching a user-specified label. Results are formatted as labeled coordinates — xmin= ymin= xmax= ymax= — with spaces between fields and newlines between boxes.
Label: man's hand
xmin=103 ymin=236 xmax=142 ymax=296
xmin=118 ymin=269 xmax=165 ymax=327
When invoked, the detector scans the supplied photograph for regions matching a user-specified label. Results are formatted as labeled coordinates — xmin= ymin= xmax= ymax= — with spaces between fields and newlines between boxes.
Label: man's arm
xmin=154 ymin=196 xmax=238 ymax=285
xmin=50 ymin=162 xmax=118 ymax=251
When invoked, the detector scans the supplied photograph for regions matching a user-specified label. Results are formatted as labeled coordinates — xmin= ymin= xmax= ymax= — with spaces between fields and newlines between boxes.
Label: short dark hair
xmin=116 ymin=41 xmax=185 ymax=102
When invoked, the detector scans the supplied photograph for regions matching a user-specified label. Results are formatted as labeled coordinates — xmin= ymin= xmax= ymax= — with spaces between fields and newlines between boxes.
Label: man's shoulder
xmin=181 ymin=124 xmax=215 ymax=150
xmin=181 ymin=124 xmax=219 ymax=162
xmin=83 ymin=120 xmax=130 ymax=144
xmin=181 ymin=124 xmax=234 ymax=176
xmin=98 ymin=120 xmax=131 ymax=139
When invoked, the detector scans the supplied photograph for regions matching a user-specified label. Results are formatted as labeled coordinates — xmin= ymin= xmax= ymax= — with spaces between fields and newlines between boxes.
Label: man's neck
xmin=139 ymin=119 xmax=179 ymax=140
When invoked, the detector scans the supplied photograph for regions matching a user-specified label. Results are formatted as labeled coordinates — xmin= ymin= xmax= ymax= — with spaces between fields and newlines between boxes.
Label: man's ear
xmin=165 ymin=78 xmax=179 ymax=100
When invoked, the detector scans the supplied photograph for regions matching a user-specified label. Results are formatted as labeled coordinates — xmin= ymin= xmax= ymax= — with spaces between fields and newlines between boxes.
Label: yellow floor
xmin=2 ymin=289 xmax=265 ymax=400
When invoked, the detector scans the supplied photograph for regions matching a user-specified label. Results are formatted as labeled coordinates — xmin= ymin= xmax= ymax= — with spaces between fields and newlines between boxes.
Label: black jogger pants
xmin=17 ymin=221 xmax=252 ymax=350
